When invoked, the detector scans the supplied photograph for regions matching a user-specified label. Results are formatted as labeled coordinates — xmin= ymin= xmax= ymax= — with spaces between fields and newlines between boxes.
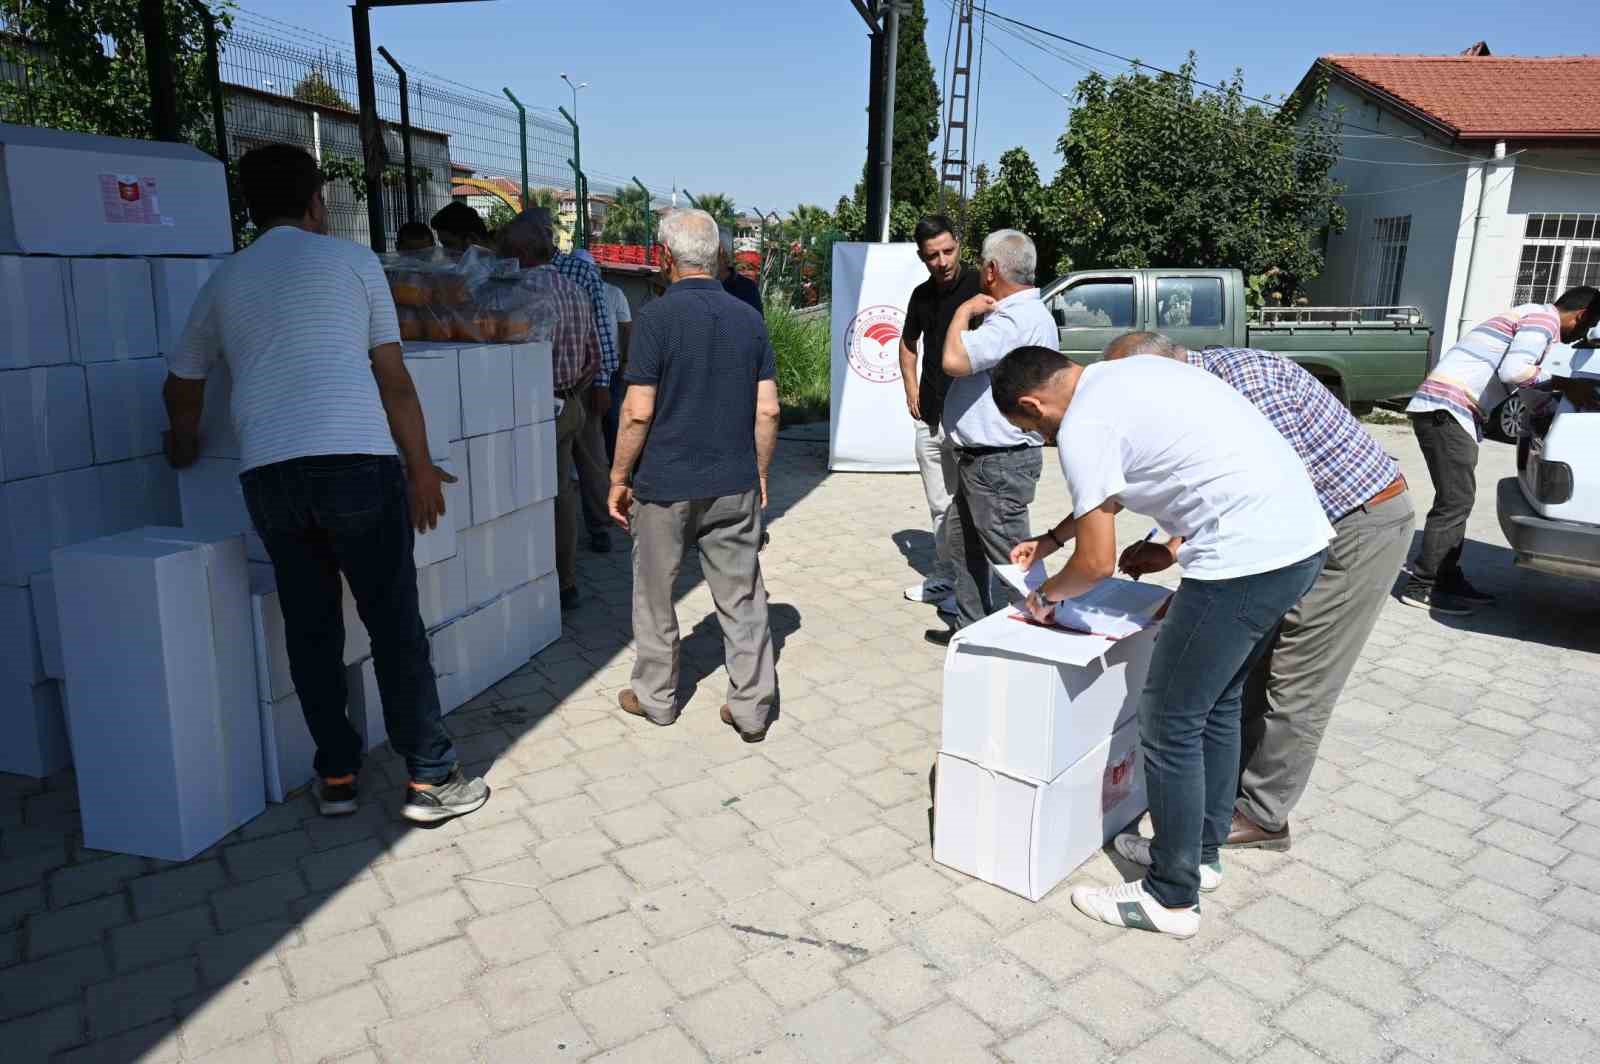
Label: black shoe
xmin=589 ymin=530 xmax=612 ymax=553
xmin=560 ymin=586 xmax=580 ymax=611
xmin=1444 ymin=577 xmax=1495 ymax=605
xmin=1398 ymin=580 xmax=1473 ymax=616
xmin=924 ymin=628 xmax=954 ymax=647
xmin=402 ymin=767 xmax=490 ymax=824
xmin=317 ymin=776 xmax=359 ymax=817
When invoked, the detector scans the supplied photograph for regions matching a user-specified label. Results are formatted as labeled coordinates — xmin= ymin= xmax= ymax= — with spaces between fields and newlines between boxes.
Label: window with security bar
xmin=1514 ymin=213 xmax=1600 ymax=305
xmin=1366 ymin=215 xmax=1410 ymax=307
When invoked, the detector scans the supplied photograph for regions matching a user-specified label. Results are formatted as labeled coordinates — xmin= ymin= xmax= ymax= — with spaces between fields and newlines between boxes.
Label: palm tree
xmin=600 ymin=185 xmax=652 ymax=244
xmin=695 ymin=192 xmax=738 ymax=230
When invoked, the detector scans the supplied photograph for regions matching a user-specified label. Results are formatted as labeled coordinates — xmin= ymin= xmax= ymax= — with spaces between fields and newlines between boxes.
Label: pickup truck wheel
xmin=1488 ymin=395 xmax=1525 ymax=443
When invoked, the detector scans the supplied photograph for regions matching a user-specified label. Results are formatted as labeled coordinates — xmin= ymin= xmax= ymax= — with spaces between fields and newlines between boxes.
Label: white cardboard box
xmin=0 ymin=466 xmax=105 ymax=585
xmin=0 ymin=124 xmax=234 ymax=256
xmin=68 ymin=258 xmax=158 ymax=362
xmin=458 ymin=344 xmax=515 ymax=438
xmin=468 ymin=430 xmax=517 ymax=526
xmin=53 ymin=527 xmax=263 ymax=859
xmin=430 ymin=618 xmax=470 ymax=715
xmin=406 ymin=351 xmax=460 ymax=462
xmin=0 ymin=583 xmax=45 ymax=690
xmin=933 ymin=717 xmax=1147 ymax=902
xmin=523 ymin=498 xmax=556 ymax=580
xmin=150 ymin=256 xmax=222 ymax=354
xmin=512 ymin=420 xmax=558 ymax=508
xmin=0 ymin=256 xmax=72 ymax=369
xmin=0 ymin=677 xmax=71 ymax=778
xmin=28 ymin=572 xmax=62 ymax=680
xmin=525 ymin=569 xmax=561 ymax=660
xmin=85 ymin=357 xmax=167 ymax=463
xmin=99 ymin=455 xmax=181 ymax=533
xmin=447 ymin=440 xmax=471 ymax=532
xmin=177 ymin=457 xmax=261 ymax=560
xmin=347 ymin=658 xmax=385 ymax=751
xmin=417 ymin=553 xmax=468 ymax=631
xmin=942 ymin=603 xmax=1159 ymax=783
xmin=413 ymin=506 xmax=457 ymax=568
xmin=0 ymin=365 xmax=92 ymax=480
xmin=197 ymin=362 xmax=240 ymax=459
xmin=248 ymin=562 xmax=370 ymax=704
xmin=259 ymin=690 xmax=316 ymax=803
xmin=459 ymin=503 xmax=553 ymax=609
xmin=512 ymin=341 xmax=555 ymax=426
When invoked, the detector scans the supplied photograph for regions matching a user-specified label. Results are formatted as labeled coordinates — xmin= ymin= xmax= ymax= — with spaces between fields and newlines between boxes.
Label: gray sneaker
xmin=402 ymin=768 xmax=490 ymax=824
xmin=1398 ymin=580 xmax=1473 ymax=616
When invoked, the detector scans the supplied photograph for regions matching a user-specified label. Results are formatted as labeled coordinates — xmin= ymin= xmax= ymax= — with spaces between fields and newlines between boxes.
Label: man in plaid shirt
xmin=499 ymin=214 xmax=601 ymax=611
xmin=1106 ymin=334 xmax=1413 ymax=852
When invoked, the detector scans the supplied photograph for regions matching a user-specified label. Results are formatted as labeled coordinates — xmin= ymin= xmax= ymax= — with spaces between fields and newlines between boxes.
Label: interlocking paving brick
xmin=743 ymin=941 xmax=847 ymax=1009
xmin=1199 ymin=932 xmax=1303 ymax=1005
xmin=1508 ymin=1016 xmax=1598 ymax=1061
xmin=372 ymin=996 xmax=491 ymax=1062
xmin=1 ymin=1002 xmax=81 ymax=1064
xmin=568 ymin=966 xmax=676 ymax=1047
xmin=1056 ymin=969 xmax=1156 ymax=1050
xmin=462 ymin=898 xmax=562 ymax=967
xmin=478 ymin=1008 xmax=596 ymax=1063
xmin=47 ymin=854 xmax=146 ymax=909
xmin=1273 ymin=990 xmax=1387 ymax=1064
xmin=173 ymin=966 xmax=291 ymax=1057
xmin=542 ymin=864 xmax=634 ymax=925
xmin=84 ymin=957 xmax=197 ymax=1038
xmin=1333 ymin=904 xmax=1434 ymax=969
xmin=1525 ymin=965 xmax=1600 ymax=1026
xmin=1234 ymin=896 xmax=1333 ymax=959
xmin=1305 ymin=942 xmax=1413 ymax=1017
xmin=376 ymin=937 xmax=481 ymax=1015
xmin=26 ymin=894 xmax=127 ymax=958
xmin=1433 ymin=913 xmax=1542 ymax=980
xmin=999 ymin=1015 xmax=1109 ymax=1063
xmin=646 ymin=923 xmax=747 ymax=996
xmin=211 ymin=871 xmax=306 ymax=933
xmin=557 ymin=909 xmax=654 ymax=983
xmin=1120 ymin=1028 xmax=1227 ymax=1064
xmin=587 ymin=1024 xmax=707 ymax=1064
xmin=283 ymin=924 xmax=388 ymax=997
xmin=1384 ymin=999 xmax=1506 ymax=1064
xmin=376 ymin=887 xmax=473 ymax=954
xmin=674 ymin=979 xmax=780 ymax=1057
xmin=1167 ymin=978 xmax=1272 ymax=1057
xmin=473 ymin=950 xmax=574 ymax=1030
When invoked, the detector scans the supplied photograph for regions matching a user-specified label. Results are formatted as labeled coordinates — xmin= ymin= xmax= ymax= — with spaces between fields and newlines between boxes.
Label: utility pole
xmin=852 ymin=1 xmax=898 ymax=243
xmin=141 ymin=0 xmax=180 ymax=141
xmin=938 ymin=0 xmax=975 ymax=212
xmin=876 ymin=1 xmax=900 ymax=243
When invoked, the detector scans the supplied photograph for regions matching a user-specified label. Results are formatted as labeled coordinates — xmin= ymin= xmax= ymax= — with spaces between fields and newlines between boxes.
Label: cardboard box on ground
xmin=932 ymin=581 xmax=1164 ymax=902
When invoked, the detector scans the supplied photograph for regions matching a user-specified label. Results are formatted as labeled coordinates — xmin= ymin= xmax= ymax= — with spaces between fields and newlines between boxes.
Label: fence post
xmin=185 ymin=0 xmax=236 ymax=249
xmin=502 ymin=89 xmax=529 ymax=210
xmin=140 ymin=0 xmax=181 ymax=141
xmin=351 ymin=1 xmax=388 ymax=251
xmin=376 ymin=47 xmax=416 ymax=223
xmin=558 ymin=106 xmax=584 ymax=249
xmin=631 ymin=177 xmax=652 ymax=257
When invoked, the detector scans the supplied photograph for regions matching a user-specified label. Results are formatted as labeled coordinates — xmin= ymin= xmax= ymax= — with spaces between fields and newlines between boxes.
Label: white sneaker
xmin=904 ymin=577 xmax=954 ymax=603
xmin=1071 ymin=878 xmax=1201 ymax=939
xmin=1114 ymin=833 xmax=1222 ymax=892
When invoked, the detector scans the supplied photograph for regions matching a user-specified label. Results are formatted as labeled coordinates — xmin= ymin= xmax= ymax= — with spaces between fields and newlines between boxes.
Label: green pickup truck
xmin=1037 ymin=268 xmax=1430 ymax=409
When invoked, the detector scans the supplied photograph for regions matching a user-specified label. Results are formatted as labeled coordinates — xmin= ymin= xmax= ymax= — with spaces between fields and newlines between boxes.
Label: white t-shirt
xmin=1058 ymin=357 xmax=1333 ymax=581
xmin=168 ymin=227 xmax=401 ymax=473
xmin=605 ymin=283 xmax=631 ymax=353
xmin=943 ymin=288 xmax=1056 ymax=449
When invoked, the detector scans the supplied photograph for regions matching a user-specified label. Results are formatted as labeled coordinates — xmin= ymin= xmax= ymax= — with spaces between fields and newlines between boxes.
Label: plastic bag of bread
xmin=397 ymin=306 xmax=424 ymax=342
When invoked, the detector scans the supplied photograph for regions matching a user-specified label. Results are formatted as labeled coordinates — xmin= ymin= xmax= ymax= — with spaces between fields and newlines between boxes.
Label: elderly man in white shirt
xmin=927 ymin=230 xmax=1058 ymax=643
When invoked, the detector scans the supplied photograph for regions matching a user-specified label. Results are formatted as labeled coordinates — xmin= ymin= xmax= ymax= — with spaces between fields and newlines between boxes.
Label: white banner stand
xmin=829 ymin=242 xmax=927 ymax=472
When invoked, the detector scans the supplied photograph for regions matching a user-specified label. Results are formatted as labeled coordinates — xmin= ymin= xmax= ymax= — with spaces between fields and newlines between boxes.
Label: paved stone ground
xmin=4 ymin=423 xmax=1599 ymax=1063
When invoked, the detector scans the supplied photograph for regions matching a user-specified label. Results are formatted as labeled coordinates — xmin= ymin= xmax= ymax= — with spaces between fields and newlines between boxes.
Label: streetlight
xmin=560 ymin=72 xmax=588 ymax=121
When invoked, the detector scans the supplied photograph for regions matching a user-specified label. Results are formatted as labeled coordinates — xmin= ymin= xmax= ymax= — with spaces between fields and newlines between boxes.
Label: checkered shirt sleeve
xmin=549 ymin=253 xmax=618 ymax=387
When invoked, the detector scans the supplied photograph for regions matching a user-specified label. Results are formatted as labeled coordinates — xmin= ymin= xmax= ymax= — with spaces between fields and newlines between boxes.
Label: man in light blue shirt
xmin=928 ymin=229 xmax=1057 ymax=641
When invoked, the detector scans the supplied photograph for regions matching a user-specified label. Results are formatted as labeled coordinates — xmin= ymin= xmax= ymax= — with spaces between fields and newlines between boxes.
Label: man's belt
xmin=1366 ymin=475 xmax=1407 ymax=508
xmin=555 ymin=376 xmax=595 ymax=401
xmin=957 ymin=442 xmax=1032 ymax=458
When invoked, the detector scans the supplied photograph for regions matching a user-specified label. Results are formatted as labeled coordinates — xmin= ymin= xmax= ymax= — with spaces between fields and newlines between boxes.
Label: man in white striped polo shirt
xmin=163 ymin=144 xmax=490 ymax=825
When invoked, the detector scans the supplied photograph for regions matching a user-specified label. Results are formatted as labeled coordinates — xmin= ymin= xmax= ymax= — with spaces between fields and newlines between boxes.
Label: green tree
xmin=292 ymin=64 xmax=351 ymax=110
xmin=843 ymin=0 xmax=941 ymax=238
xmin=965 ymin=148 xmax=1057 ymax=276
xmin=694 ymin=192 xmax=737 ymax=229
xmin=599 ymin=184 xmax=652 ymax=244
xmin=1047 ymin=58 xmax=1345 ymax=296
xmin=0 ymin=0 xmax=236 ymax=153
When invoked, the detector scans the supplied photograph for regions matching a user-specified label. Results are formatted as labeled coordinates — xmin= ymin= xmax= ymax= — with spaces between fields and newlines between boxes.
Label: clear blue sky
xmin=255 ymin=0 xmax=1580 ymax=215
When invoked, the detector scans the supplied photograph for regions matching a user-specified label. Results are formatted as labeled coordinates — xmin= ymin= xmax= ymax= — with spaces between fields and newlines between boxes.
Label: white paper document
xmin=993 ymin=565 xmax=1170 ymax=639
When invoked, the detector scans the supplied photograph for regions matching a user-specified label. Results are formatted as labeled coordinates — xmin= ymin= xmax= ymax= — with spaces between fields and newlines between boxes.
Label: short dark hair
xmin=913 ymin=214 xmax=957 ymax=249
xmin=396 ymin=221 xmax=435 ymax=247
xmin=237 ymin=144 xmax=322 ymax=228
xmin=990 ymin=345 xmax=1074 ymax=415
xmin=430 ymin=201 xmax=488 ymax=239
xmin=1555 ymin=285 xmax=1600 ymax=314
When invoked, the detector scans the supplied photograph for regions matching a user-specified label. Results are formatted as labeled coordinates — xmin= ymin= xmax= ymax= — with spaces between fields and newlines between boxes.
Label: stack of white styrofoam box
xmin=932 ymin=585 xmax=1163 ymax=901
xmin=52 ymin=528 xmax=262 ymax=860
xmin=0 ymin=583 xmax=69 ymax=776
xmin=68 ymin=258 xmax=158 ymax=363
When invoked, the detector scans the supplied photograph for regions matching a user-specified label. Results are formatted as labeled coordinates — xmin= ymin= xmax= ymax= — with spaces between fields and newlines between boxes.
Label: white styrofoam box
xmin=0 ymin=677 xmax=71 ymax=777
xmin=447 ymin=440 xmax=471 ymax=533
xmin=150 ymin=256 xmax=222 ymax=355
xmin=85 ymin=357 xmax=167 ymax=463
xmin=0 ymin=584 xmax=45 ymax=689
xmin=0 ymin=466 xmax=104 ymax=586
xmin=347 ymin=657 xmax=385 ymax=751
xmin=99 ymin=455 xmax=181 ymax=533
xmin=457 ymin=344 xmax=515 ymax=437
xmin=942 ymin=604 xmax=1159 ymax=783
xmin=523 ymin=498 xmax=556 ymax=581
xmin=179 ymin=455 xmax=248 ymax=535
xmin=0 ymin=123 xmax=234 ymax=255
xmin=511 ymin=341 xmax=555 ymax=426
xmin=0 ymin=256 xmax=72 ymax=369
xmin=0 ymin=365 xmax=93 ymax=480
xmin=933 ymin=718 xmax=1147 ymax=901
xmin=28 ymin=572 xmax=62 ymax=680
xmin=197 ymin=362 xmax=240 ymax=459
xmin=259 ymin=690 xmax=316 ymax=803
xmin=53 ymin=527 xmax=263 ymax=859
xmin=460 ymin=505 xmax=539 ymax=609
xmin=468 ymin=430 xmax=517 ymax=526
xmin=405 ymin=350 xmax=460 ymax=461
xmin=413 ymin=509 xmax=457 ymax=569
xmin=248 ymin=562 xmax=370 ymax=704
xmin=68 ymin=258 xmax=158 ymax=363
xmin=512 ymin=420 xmax=559 ymax=508
xmin=430 ymin=618 xmax=470 ymax=715
xmin=417 ymin=553 xmax=467 ymax=631
xmin=525 ymin=570 xmax=561 ymax=660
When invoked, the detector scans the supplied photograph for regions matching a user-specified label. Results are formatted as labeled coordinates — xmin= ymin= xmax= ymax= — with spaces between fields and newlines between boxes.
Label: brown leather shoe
xmin=720 ymin=705 xmax=768 ymax=744
xmin=618 ymin=690 xmax=673 ymax=727
xmin=1224 ymin=810 xmax=1290 ymax=850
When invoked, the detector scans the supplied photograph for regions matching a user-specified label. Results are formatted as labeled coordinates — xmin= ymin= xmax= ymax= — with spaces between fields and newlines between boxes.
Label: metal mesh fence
xmin=219 ymin=10 xmax=575 ymax=246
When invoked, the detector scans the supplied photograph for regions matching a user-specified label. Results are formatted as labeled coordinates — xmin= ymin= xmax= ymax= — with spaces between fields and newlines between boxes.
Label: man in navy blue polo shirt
xmin=609 ymin=209 xmax=782 ymax=742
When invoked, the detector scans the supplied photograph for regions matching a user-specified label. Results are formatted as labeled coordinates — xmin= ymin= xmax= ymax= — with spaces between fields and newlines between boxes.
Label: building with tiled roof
xmin=1295 ymin=43 xmax=1600 ymax=363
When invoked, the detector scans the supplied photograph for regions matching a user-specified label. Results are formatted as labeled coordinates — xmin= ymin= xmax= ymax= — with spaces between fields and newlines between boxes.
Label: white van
xmin=1497 ymin=328 xmax=1600 ymax=580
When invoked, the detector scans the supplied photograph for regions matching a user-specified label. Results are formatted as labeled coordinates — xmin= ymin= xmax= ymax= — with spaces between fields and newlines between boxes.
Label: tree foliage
xmin=694 ymin=192 xmax=737 ymax=229
xmin=599 ymin=184 xmax=652 ymax=245
xmin=292 ymin=65 xmax=351 ymax=110
xmin=964 ymin=147 xmax=1058 ymax=271
xmin=843 ymin=0 xmax=941 ymax=239
xmin=0 ymin=0 xmax=235 ymax=153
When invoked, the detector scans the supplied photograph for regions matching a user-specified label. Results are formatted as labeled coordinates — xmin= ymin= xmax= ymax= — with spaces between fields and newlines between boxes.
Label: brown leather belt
xmin=1364 ymin=475 xmax=1407 ymax=508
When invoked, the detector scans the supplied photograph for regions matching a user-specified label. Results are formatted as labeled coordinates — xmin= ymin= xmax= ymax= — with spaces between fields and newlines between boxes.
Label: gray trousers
xmin=1410 ymin=411 xmax=1478 ymax=588
xmin=946 ymin=446 xmax=1043 ymax=627
xmin=574 ymin=403 xmax=611 ymax=535
xmin=630 ymin=489 xmax=777 ymax=731
xmin=554 ymin=396 xmax=586 ymax=592
xmin=914 ymin=422 xmax=958 ymax=585
xmin=1237 ymin=491 xmax=1415 ymax=831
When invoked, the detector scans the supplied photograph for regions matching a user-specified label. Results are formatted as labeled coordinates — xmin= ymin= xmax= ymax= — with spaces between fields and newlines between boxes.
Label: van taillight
xmin=1536 ymin=459 xmax=1573 ymax=504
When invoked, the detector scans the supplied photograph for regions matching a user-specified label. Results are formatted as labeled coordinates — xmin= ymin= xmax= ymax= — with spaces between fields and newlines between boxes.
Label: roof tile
xmin=1321 ymin=54 xmax=1600 ymax=138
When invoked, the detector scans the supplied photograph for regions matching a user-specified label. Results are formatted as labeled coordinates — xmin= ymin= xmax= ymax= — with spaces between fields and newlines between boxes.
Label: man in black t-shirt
xmin=898 ymin=215 xmax=981 ymax=609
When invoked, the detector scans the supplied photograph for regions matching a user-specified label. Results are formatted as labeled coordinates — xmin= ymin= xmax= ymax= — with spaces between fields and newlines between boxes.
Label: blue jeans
xmin=1140 ymin=551 xmax=1325 ymax=908
xmin=241 ymin=455 xmax=456 ymax=785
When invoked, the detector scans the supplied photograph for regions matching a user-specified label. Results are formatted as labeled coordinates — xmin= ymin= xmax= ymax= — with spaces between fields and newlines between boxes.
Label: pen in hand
xmin=1129 ymin=526 xmax=1159 ymax=582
